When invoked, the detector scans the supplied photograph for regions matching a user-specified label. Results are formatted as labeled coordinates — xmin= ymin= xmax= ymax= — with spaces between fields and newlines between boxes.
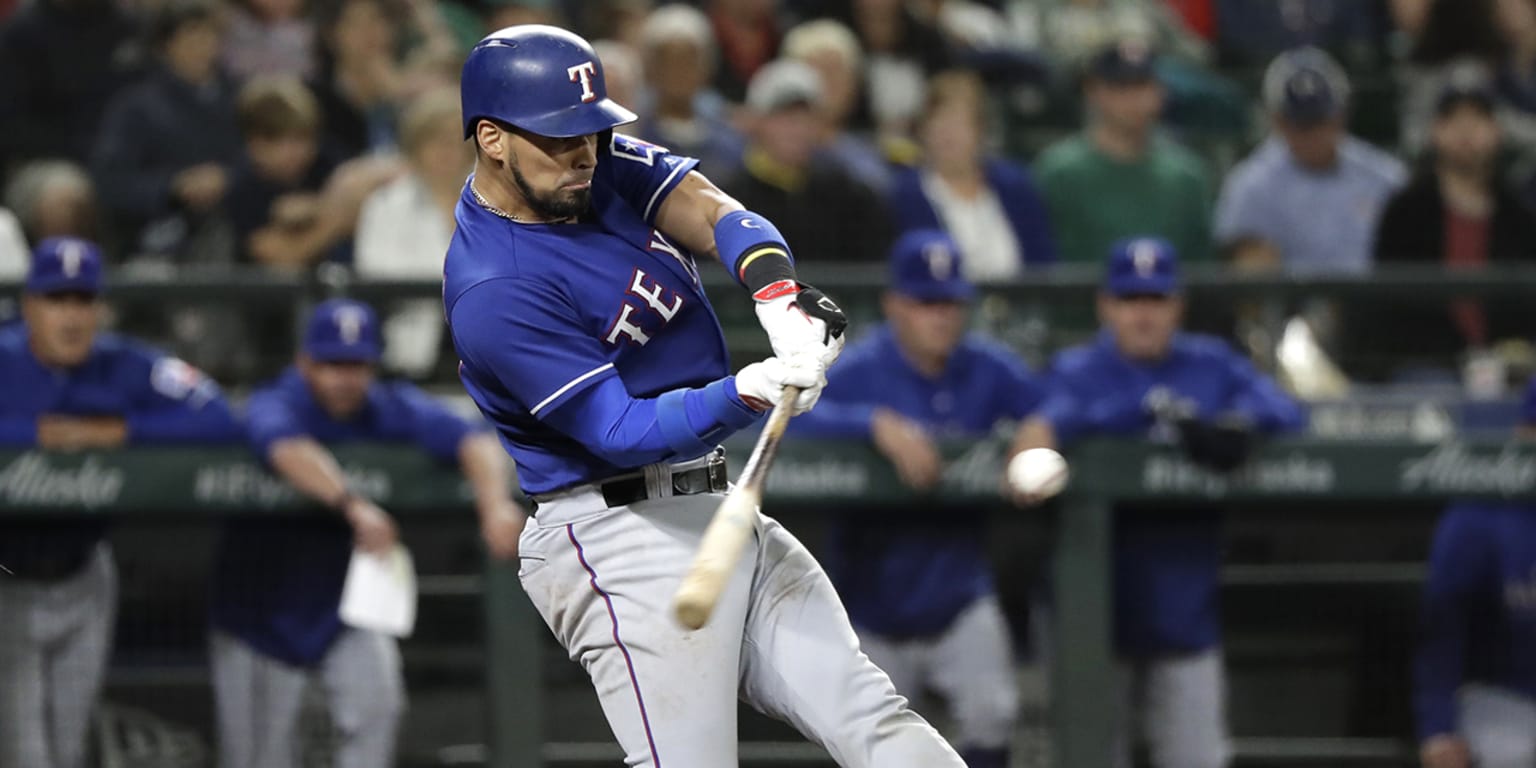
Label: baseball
xmin=1007 ymin=448 xmax=1070 ymax=498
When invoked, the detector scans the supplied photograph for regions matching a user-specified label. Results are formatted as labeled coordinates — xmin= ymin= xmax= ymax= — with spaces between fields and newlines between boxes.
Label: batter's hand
xmin=343 ymin=497 xmax=399 ymax=554
xmin=735 ymin=356 xmax=825 ymax=415
xmin=871 ymin=407 xmax=943 ymax=491
xmin=479 ymin=499 xmax=526 ymax=560
xmin=754 ymin=282 xmax=848 ymax=370
xmin=1420 ymin=735 xmax=1470 ymax=768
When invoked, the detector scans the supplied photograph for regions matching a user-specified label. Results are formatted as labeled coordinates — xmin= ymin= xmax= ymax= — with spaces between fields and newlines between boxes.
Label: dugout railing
xmin=3 ymin=436 xmax=1533 ymax=767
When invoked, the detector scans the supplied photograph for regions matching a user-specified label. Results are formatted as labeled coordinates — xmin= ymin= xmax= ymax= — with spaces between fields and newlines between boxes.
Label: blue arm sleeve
xmin=540 ymin=374 xmax=761 ymax=466
xmin=790 ymin=356 xmax=877 ymax=439
xmin=1414 ymin=505 xmax=1491 ymax=740
xmin=124 ymin=356 xmax=243 ymax=444
xmin=245 ymin=390 xmax=308 ymax=461
xmin=0 ymin=417 xmax=37 ymax=446
xmin=1224 ymin=353 xmax=1307 ymax=433
xmin=395 ymin=384 xmax=482 ymax=464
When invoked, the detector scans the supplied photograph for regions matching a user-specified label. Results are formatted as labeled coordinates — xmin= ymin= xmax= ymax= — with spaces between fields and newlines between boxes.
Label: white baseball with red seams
xmin=1008 ymin=448 xmax=1070 ymax=498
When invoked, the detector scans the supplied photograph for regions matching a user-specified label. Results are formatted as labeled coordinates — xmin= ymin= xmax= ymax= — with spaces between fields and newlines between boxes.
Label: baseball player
xmin=209 ymin=299 xmax=523 ymax=768
xmin=1415 ymin=377 xmax=1536 ymax=768
xmin=0 ymin=237 xmax=241 ymax=768
xmin=443 ymin=25 xmax=966 ymax=768
xmin=1015 ymin=237 xmax=1305 ymax=768
xmin=790 ymin=229 xmax=1044 ymax=768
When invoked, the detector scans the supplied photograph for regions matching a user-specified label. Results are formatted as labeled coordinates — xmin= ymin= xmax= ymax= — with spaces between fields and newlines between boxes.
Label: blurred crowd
xmin=2 ymin=0 xmax=1536 ymax=386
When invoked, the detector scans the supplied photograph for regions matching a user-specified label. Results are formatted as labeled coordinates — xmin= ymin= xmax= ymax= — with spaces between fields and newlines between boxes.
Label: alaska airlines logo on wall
xmin=1400 ymin=442 xmax=1536 ymax=496
xmin=0 ymin=453 xmax=125 ymax=508
xmin=1141 ymin=452 xmax=1336 ymax=496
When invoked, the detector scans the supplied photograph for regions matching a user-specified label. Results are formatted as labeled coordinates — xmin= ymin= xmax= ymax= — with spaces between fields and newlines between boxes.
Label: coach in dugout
xmin=209 ymin=298 xmax=523 ymax=768
xmin=1415 ymin=376 xmax=1536 ymax=768
xmin=792 ymin=229 xmax=1047 ymax=767
xmin=1015 ymin=237 xmax=1305 ymax=768
xmin=0 ymin=237 xmax=241 ymax=768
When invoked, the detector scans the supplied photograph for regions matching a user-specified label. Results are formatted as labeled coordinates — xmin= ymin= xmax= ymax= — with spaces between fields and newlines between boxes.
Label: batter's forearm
xmin=268 ymin=436 xmax=353 ymax=510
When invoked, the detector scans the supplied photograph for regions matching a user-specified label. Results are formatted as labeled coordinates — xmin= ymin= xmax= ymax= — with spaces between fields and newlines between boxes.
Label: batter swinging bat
xmin=673 ymin=385 xmax=802 ymax=630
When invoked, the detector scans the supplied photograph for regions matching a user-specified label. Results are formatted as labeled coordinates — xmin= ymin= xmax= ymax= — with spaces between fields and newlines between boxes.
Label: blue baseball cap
xmin=888 ymin=230 xmax=974 ymax=302
xmin=1104 ymin=237 xmax=1180 ymax=296
xmin=303 ymin=299 xmax=381 ymax=363
xmin=26 ymin=237 xmax=104 ymax=295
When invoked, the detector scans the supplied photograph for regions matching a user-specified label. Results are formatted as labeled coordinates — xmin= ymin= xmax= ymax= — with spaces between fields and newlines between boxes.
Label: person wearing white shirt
xmin=354 ymin=88 xmax=468 ymax=377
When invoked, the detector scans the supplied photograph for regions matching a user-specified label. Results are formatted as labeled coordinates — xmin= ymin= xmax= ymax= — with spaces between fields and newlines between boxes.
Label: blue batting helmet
xmin=460 ymin=25 xmax=638 ymax=139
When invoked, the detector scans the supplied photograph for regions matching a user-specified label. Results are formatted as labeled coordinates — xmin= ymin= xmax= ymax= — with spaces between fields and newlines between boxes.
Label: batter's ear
xmin=475 ymin=120 xmax=508 ymax=163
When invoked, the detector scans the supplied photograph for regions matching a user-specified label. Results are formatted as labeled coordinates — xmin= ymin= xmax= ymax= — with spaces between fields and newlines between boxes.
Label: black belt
xmin=533 ymin=452 xmax=729 ymax=513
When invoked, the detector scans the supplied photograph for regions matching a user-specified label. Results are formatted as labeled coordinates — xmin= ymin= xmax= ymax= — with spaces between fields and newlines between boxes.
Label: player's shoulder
xmin=0 ymin=323 xmax=28 ymax=357
xmin=1049 ymin=340 xmax=1106 ymax=377
xmin=90 ymin=332 xmax=169 ymax=371
xmin=1339 ymin=135 xmax=1408 ymax=187
xmin=1170 ymin=332 xmax=1241 ymax=363
xmin=1032 ymin=135 xmax=1091 ymax=179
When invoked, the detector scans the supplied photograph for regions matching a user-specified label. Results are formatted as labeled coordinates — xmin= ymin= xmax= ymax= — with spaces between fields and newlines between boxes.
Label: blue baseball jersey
xmin=1414 ymin=502 xmax=1536 ymax=739
xmin=445 ymin=133 xmax=753 ymax=495
xmin=211 ymin=367 xmax=482 ymax=667
xmin=793 ymin=325 xmax=1045 ymax=637
xmin=0 ymin=325 xmax=239 ymax=577
xmin=1039 ymin=332 xmax=1305 ymax=655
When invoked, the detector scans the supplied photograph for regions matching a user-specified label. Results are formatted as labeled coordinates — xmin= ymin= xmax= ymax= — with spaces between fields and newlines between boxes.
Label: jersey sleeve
xmin=604 ymin=132 xmax=700 ymax=225
xmin=1221 ymin=351 xmax=1306 ymax=433
xmin=1414 ymin=505 xmax=1496 ymax=740
xmin=395 ymin=383 xmax=482 ymax=464
xmin=244 ymin=388 xmax=309 ymax=460
xmin=123 ymin=353 xmax=243 ymax=444
xmin=450 ymin=277 xmax=620 ymax=419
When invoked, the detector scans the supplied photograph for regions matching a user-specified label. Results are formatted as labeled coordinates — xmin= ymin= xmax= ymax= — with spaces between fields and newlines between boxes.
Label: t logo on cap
xmin=1130 ymin=239 xmax=1162 ymax=277
xmin=334 ymin=305 xmax=367 ymax=345
xmin=924 ymin=242 xmax=955 ymax=281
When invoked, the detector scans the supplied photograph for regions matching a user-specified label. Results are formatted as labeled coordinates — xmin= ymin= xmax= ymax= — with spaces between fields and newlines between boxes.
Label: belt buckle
xmin=706 ymin=453 xmax=728 ymax=493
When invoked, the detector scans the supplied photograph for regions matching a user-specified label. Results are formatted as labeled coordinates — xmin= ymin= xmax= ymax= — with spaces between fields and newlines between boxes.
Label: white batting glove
xmin=753 ymin=282 xmax=848 ymax=371
xmin=735 ymin=356 xmax=826 ymax=415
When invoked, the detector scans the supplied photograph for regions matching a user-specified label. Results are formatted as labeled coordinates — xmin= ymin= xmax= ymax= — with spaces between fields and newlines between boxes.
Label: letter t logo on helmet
xmin=567 ymin=61 xmax=598 ymax=103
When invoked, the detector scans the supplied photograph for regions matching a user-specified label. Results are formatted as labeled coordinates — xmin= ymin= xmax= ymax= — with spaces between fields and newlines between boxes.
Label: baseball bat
xmin=672 ymin=385 xmax=802 ymax=630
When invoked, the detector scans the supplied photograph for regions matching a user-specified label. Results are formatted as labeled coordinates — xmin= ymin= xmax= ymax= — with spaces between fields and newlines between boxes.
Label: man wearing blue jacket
xmin=1416 ymin=377 xmax=1536 ymax=768
xmin=210 ymin=299 xmax=523 ymax=768
xmin=1016 ymin=237 xmax=1305 ymax=768
xmin=793 ymin=229 xmax=1046 ymax=768
xmin=0 ymin=237 xmax=241 ymax=768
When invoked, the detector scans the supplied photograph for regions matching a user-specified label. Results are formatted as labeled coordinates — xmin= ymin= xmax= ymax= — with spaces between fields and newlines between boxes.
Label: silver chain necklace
xmin=470 ymin=183 xmax=532 ymax=223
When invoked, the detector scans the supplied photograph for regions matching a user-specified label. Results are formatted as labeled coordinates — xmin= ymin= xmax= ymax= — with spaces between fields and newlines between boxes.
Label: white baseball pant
xmin=855 ymin=594 xmax=1020 ymax=753
xmin=0 ymin=543 xmax=115 ymax=768
xmin=1460 ymin=683 xmax=1536 ymax=767
xmin=211 ymin=627 xmax=404 ymax=768
xmin=1113 ymin=650 xmax=1231 ymax=768
xmin=517 ymin=474 xmax=966 ymax=767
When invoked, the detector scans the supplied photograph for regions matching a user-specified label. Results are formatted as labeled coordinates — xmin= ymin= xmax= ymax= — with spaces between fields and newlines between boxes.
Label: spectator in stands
xmin=0 ymin=238 xmax=241 ymax=768
xmin=1035 ymin=41 xmax=1213 ymax=265
xmin=1213 ymin=0 xmax=1386 ymax=66
xmin=839 ymin=0 xmax=953 ymax=139
xmin=1347 ymin=76 xmax=1536 ymax=380
xmin=3 ymin=161 xmax=99 ymax=244
xmin=1414 ymin=376 xmax=1536 ymax=768
xmin=355 ymin=88 xmax=468 ymax=377
xmin=0 ymin=0 xmax=140 ymax=173
xmin=781 ymin=18 xmax=894 ymax=194
xmin=1493 ymin=0 xmax=1536 ymax=153
xmin=571 ymin=0 xmax=652 ymax=48
xmin=227 ymin=76 xmax=343 ymax=270
xmin=311 ymin=0 xmax=410 ymax=158
xmin=888 ymin=69 xmax=1057 ymax=281
xmin=1016 ymin=236 xmax=1305 ymax=768
xmin=210 ymin=299 xmax=523 ymax=768
xmin=91 ymin=0 xmax=242 ymax=260
xmin=706 ymin=0 xmax=781 ymax=102
xmin=791 ymin=230 xmax=1041 ymax=768
xmin=222 ymin=0 xmax=318 ymax=81
xmin=1215 ymin=47 xmax=1406 ymax=274
xmin=722 ymin=59 xmax=894 ymax=264
xmin=1397 ymin=0 xmax=1503 ymax=153
xmin=593 ymin=39 xmax=643 ymax=113
xmin=634 ymin=4 xmax=745 ymax=174
xmin=1021 ymin=0 xmax=1211 ymax=73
